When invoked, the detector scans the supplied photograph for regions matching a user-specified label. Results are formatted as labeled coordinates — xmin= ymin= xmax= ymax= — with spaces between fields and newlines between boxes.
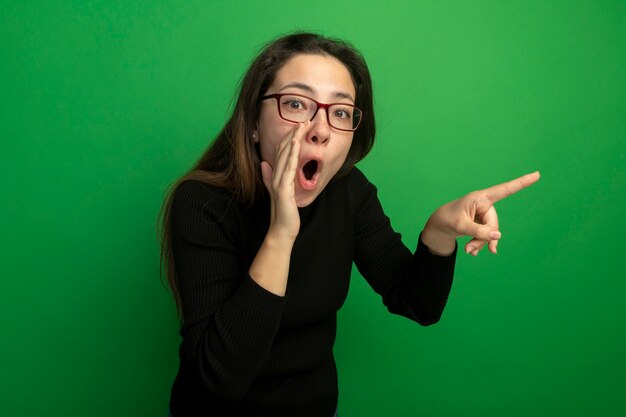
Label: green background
xmin=2 ymin=1 xmax=625 ymax=416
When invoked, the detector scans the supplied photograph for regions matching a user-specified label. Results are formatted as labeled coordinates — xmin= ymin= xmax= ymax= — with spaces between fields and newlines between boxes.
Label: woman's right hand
xmin=251 ymin=123 xmax=308 ymax=296
xmin=260 ymin=122 xmax=309 ymax=244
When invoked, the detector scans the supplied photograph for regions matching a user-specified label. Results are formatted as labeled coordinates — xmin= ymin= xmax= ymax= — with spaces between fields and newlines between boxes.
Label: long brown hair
xmin=159 ymin=32 xmax=376 ymax=317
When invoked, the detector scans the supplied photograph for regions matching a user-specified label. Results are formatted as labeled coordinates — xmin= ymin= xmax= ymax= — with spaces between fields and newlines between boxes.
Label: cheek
xmin=258 ymin=140 xmax=274 ymax=165
xmin=258 ymin=125 xmax=293 ymax=165
xmin=324 ymin=140 xmax=353 ymax=178
xmin=256 ymin=108 xmax=278 ymax=163
xmin=334 ymin=138 xmax=353 ymax=165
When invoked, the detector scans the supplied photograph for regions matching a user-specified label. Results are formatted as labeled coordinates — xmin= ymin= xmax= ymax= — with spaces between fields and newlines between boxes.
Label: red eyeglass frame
xmin=259 ymin=93 xmax=363 ymax=132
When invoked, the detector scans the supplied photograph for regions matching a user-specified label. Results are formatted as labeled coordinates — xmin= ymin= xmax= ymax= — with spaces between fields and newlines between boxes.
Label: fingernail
xmin=466 ymin=246 xmax=473 ymax=254
xmin=472 ymin=249 xmax=479 ymax=256
xmin=489 ymin=231 xmax=501 ymax=239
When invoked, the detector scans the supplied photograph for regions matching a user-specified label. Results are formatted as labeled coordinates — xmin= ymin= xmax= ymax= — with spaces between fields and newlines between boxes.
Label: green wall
xmin=2 ymin=1 xmax=624 ymax=416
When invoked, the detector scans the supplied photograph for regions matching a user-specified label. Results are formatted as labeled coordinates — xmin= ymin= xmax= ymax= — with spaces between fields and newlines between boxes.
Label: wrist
xmin=264 ymin=229 xmax=297 ymax=251
xmin=421 ymin=224 xmax=456 ymax=256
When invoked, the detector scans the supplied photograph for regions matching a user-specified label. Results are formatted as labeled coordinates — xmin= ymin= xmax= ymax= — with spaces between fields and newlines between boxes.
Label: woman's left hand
xmin=421 ymin=171 xmax=541 ymax=256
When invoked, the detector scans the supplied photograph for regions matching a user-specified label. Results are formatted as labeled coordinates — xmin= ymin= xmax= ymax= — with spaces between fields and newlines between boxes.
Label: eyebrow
xmin=278 ymin=82 xmax=355 ymax=102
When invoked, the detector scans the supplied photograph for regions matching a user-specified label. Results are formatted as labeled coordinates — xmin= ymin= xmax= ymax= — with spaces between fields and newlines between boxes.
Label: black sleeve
xmin=350 ymin=169 xmax=457 ymax=325
xmin=170 ymin=181 xmax=285 ymax=400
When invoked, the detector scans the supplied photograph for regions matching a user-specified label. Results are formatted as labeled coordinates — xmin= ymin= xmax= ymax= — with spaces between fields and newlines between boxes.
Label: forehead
xmin=271 ymin=54 xmax=356 ymax=99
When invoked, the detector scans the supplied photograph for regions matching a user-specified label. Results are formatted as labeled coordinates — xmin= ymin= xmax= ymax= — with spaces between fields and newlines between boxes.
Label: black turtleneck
xmin=168 ymin=167 xmax=457 ymax=417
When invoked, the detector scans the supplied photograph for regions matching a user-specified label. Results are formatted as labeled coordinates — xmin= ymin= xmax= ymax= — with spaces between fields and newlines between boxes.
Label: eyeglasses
xmin=259 ymin=93 xmax=363 ymax=132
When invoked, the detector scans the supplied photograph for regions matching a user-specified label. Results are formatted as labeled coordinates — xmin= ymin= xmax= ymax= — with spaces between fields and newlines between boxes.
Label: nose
xmin=306 ymin=107 xmax=331 ymax=145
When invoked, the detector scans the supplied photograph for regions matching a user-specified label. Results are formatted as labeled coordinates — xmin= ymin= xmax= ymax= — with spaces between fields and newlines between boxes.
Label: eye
xmin=333 ymin=107 xmax=352 ymax=119
xmin=281 ymin=97 xmax=308 ymax=111
xmin=288 ymin=100 xmax=303 ymax=109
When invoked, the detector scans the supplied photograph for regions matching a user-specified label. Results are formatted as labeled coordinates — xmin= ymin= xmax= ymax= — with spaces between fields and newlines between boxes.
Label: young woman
xmin=160 ymin=32 xmax=539 ymax=417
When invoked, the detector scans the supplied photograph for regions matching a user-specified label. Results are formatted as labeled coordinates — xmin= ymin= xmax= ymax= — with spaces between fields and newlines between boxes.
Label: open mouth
xmin=298 ymin=159 xmax=321 ymax=191
xmin=302 ymin=160 xmax=318 ymax=180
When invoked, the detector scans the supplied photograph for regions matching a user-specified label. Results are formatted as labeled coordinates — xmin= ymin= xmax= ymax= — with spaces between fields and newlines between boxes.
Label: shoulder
xmin=332 ymin=166 xmax=374 ymax=190
xmin=173 ymin=180 xmax=232 ymax=204
xmin=171 ymin=180 xmax=239 ymax=227
xmin=321 ymin=167 xmax=379 ymax=217
xmin=336 ymin=166 xmax=378 ymax=201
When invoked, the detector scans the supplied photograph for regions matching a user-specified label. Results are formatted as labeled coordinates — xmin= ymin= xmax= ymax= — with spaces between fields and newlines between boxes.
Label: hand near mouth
xmin=250 ymin=122 xmax=310 ymax=296
xmin=260 ymin=121 xmax=310 ymax=243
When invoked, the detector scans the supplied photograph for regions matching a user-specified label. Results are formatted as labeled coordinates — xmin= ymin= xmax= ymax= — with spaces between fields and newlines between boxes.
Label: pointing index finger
xmin=484 ymin=171 xmax=541 ymax=203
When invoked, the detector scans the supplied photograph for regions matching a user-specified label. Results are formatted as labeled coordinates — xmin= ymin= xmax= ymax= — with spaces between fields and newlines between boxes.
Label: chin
xmin=295 ymin=192 xmax=318 ymax=208
xmin=296 ymin=197 xmax=315 ymax=208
